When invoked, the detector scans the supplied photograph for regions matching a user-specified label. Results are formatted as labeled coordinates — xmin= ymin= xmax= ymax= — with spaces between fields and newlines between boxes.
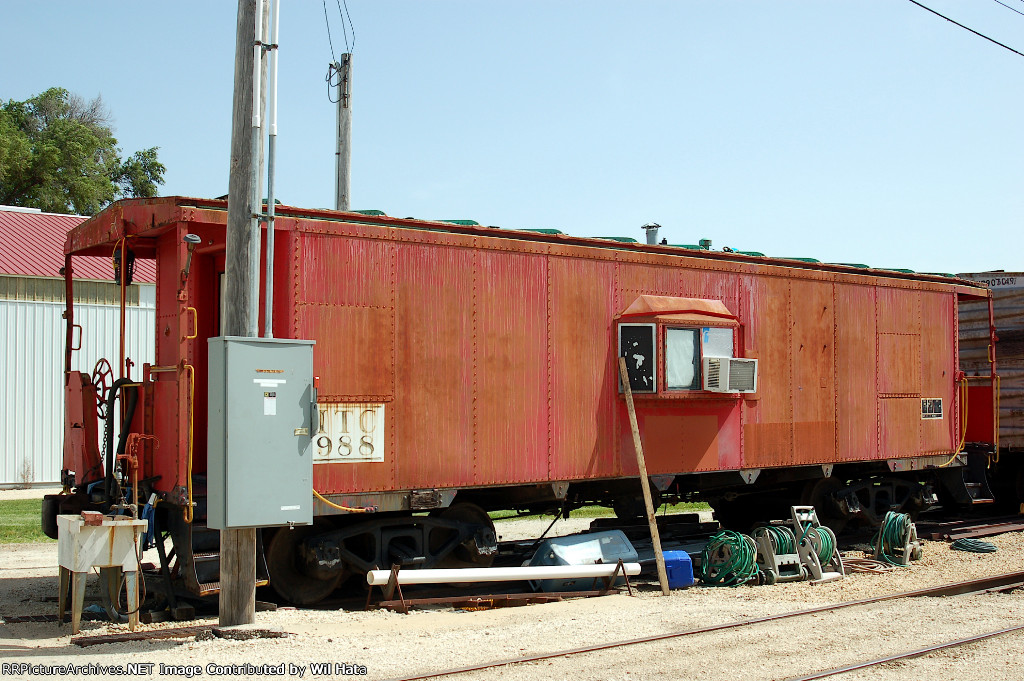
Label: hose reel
xmin=698 ymin=530 xmax=759 ymax=587
xmin=873 ymin=511 xmax=923 ymax=566
xmin=754 ymin=506 xmax=845 ymax=584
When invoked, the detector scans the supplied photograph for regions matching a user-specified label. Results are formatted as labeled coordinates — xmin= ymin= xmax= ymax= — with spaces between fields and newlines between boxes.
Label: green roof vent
xmin=439 ymin=219 xmax=480 ymax=226
xmin=351 ymin=209 xmax=388 ymax=216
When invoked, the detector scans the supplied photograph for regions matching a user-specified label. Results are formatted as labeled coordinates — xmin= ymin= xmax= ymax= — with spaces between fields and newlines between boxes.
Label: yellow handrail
xmin=938 ymin=378 xmax=969 ymax=468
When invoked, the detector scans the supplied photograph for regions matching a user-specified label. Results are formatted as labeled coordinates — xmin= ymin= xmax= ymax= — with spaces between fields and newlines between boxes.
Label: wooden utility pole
xmin=220 ymin=0 xmax=264 ymax=626
xmin=334 ymin=53 xmax=353 ymax=211
xmin=618 ymin=357 xmax=671 ymax=596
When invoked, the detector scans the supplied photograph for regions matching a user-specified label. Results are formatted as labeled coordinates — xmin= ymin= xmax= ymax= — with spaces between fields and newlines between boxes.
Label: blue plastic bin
xmin=663 ymin=550 xmax=694 ymax=588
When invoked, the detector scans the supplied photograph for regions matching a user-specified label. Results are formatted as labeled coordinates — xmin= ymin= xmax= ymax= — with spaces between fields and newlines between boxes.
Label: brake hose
xmin=103 ymin=379 xmax=140 ymax=503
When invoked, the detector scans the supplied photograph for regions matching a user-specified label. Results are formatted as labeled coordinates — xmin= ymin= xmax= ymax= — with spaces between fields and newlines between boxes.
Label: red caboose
xmin=50 ymin=197 xmax=996 ymax=603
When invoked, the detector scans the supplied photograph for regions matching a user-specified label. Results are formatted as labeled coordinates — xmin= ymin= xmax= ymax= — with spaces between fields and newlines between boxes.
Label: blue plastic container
xmin=663 ymin=550 xmax=694 ymax=589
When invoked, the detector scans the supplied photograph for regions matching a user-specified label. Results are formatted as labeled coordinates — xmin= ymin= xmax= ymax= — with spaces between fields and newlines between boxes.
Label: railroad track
xmin=380 ymin=571 xmax=1024 ymax=681
xmin=915 ymin=514 xmax=1024 ymax=541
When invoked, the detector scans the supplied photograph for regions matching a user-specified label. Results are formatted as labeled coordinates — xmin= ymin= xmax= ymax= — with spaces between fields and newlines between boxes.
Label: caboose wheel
xmin=429 ymin=502 xmax=496 ymax=569
xmin=803 ymin=478 xmax=850 ymax=535
xmin=265 ymin=525 xmax=344 ymax=606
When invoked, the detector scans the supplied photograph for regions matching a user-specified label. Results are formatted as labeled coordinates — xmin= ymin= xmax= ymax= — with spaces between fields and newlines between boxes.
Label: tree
xmin=0 ymin=88 xmax=165 ymax=215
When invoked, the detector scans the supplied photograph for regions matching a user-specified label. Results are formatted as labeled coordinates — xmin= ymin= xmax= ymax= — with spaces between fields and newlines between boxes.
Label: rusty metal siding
xmin=877 ymin=333 xmax=922 ymax=395
xmin=920 ymin=291 xmax=957 ymax=454
xmin=472 ymin=250 xmax=549 ymax=485
xmin=835 ymin=284 xmax=879 ymax=461
xmin=303 ymin=234 xmax=394 ymax=309
xmin=296 ymin=231 xmax=396 ymax=402
xmin=880 ymin=398 xmax=920 ymax=458
xmin=638 ymin=405 xmax=741 ymax=474
xmin=790 ymin=279 xmax=837 ymax=463
xmin=392 ymin=243 xmax=475 ymax=488
xmin=959 ymin=272 xmax=1024 ymax=448
xmin=876 ymin=286 xmax=923 ymax=396
xmin=741 ymin=276 xmax=794 ymax=467
xmin=61 ymin=199 xmax=974 ymax=500
xmin=548 ymin=255 xmax=618 ymax=481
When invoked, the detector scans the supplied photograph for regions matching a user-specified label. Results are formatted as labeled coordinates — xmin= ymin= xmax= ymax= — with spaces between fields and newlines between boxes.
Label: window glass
xmin=666 ymin=328 xmax=700 ymax=390
xmin=702 ymin=327 xmax=734 ymax=358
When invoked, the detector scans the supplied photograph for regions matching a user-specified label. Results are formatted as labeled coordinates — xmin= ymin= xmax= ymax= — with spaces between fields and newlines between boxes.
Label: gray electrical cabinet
xmin=207 ymin=337 xmax=315 ymax=530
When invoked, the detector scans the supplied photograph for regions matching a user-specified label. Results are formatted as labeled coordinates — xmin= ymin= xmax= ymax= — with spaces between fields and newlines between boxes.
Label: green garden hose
xmin=808 ymin=526 xmax=835 ymax=563
xmin=699 ymin=530 xmax=758 ymax=587
xmin=873 ymin=511 xmax=911 ymax=566
xmin=760 ymin=525 xmax=795 ymax=555
xmin=951 ymin=538 xmax=997 ymax=553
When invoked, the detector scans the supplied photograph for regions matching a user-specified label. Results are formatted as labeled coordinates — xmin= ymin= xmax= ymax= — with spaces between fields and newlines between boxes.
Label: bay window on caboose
xmin=617 ymin=295 xmax=757 ymax=396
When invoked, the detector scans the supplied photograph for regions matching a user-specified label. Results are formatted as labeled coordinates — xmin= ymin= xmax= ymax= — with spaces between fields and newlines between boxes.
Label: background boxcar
xmin=959 ymin=271 xmax=1024 ymax=506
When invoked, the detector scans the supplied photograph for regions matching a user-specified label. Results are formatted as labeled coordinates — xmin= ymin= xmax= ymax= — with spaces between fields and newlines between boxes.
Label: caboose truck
xmin=46 ymin=197 xmax=1004 ymax=606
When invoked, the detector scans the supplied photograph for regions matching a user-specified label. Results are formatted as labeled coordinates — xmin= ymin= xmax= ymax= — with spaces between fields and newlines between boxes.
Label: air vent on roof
xmin=702 ymin=357 xmax=758 ymax=394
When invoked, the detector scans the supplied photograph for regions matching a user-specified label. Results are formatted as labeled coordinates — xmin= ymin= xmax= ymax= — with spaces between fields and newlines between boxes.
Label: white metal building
xmin=0 ymin=206 xmax=155 ymax=487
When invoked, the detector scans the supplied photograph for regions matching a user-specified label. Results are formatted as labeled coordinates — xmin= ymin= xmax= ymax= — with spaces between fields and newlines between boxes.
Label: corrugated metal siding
xmin=835 ymin=283 xmax=879 ymax=460
xmin=920 ymin=291 xmax=957 ymax=454
xmin=393 ymin=244 xmax=475 ymax=489
xmin=791 ymin=279 xmax=836 ymax=462
xmin=0 ymin=289 xmax=154 ymax=485
xmin=741 ymin=276 xmax=794 ymax=467
xmin=959 ymin=272 xmax=1024 ymax=448
xmin=0 ymin=275 xmax=142 ymax=305
xmin=548 ymin=255 xmax=617 ymax=480
xmin=473 ymin=250 xmax=549 ymax=485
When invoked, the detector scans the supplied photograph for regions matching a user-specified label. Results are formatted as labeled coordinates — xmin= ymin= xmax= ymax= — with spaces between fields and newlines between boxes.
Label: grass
xmin=0 ymin=498 xmax=54 ymax=544
xmin=1 ymin=498 xmax=712 ymax=540
xmin=491 ymin=501 xmax=709 ymax=522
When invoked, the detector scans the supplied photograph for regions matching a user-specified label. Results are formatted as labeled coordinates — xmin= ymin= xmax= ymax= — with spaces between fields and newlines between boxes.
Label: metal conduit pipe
xmin=367 ymin=563 xmax=641 ymax=586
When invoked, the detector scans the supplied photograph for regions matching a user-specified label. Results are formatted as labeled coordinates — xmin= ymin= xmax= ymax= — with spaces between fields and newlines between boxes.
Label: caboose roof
xmin=64 ymin=197 xmax=990 ymax=298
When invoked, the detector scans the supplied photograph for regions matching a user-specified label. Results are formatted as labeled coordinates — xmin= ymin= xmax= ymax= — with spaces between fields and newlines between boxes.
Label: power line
xmin=322 ymin=0 xmax=337 ymax=63
xmin=905 ymin=0 xmax=1024 ymax=58
xmin=992 ymin=0 xmax=1024 ymax=18
xmin=339 ymin=0 xmax=356 ymax=53
xmin=335 ymin=0 xmax=350 ymax=53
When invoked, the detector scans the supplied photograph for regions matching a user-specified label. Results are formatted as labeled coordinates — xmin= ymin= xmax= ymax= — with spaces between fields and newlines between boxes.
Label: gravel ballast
xmin=1 ymin=515 xmax=1022 ymax=681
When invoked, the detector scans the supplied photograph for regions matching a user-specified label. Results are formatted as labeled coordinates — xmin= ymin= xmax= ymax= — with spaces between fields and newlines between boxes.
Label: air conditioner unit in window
xmin=702 ymin=357 xmax=758 ymax=393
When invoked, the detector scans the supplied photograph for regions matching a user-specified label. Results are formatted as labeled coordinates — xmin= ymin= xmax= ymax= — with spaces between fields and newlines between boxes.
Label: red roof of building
xmin=0 ymin=206 xmax=155 ymax=282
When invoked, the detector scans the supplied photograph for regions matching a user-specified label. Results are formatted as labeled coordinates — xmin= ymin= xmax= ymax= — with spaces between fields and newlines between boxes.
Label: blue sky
xmin=5 ymin=1 xmax=1022 ymax=274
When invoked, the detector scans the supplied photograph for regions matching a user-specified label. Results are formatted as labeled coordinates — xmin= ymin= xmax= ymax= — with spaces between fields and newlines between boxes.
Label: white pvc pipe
xmin=252 ymin=0 xmax=264 ymax=127
xmin=366 ymin=563 xmax=641 ymax=586
xmin=263 ymin=0 xmax=279 ymax=339
xmin=268 ymin=0 xmax=279 ymax=136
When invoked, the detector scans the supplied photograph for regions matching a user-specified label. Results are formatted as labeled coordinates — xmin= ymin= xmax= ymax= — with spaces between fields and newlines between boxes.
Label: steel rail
xmin=781 ymin=623 xmax=1024 ymax=681
xmin=381 ymin=571 xmax=1024 ymax=681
